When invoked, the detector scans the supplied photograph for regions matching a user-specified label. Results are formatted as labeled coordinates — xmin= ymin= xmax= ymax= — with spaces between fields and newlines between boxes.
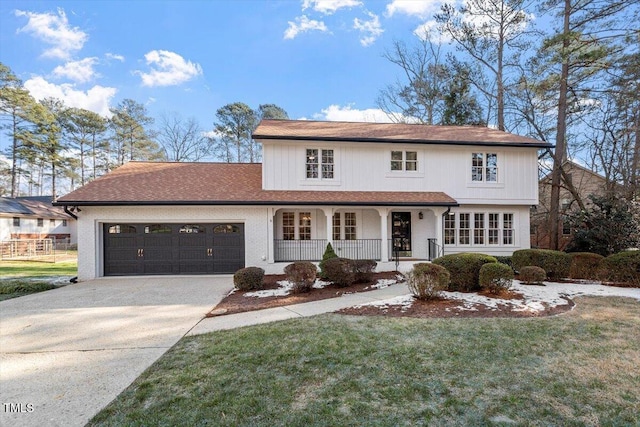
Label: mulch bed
xmin=207 ymin=271 xmax=403 ymax=317
xmin=337 ymin=294 xmax=575 ymax=319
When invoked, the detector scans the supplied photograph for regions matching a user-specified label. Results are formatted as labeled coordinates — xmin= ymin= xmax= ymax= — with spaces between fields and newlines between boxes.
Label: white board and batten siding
xmin=261 ymin=140 xmax=540 ymax=206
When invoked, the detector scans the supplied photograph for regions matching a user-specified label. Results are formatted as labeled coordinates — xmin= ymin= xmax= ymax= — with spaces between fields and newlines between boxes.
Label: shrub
xmin=353 ymin=259 xmax=377 ymax=283
xmin=432 ymin=253 xmax=497 ymax=292
xmin=598 ymin=251 xmax=640 ymax=286
xmin=519 ymin=266 xmax=546 ymax=285
xmin=479 ymin=262 xmax=514 ymax=294
xmin=322 ymin=257 xmax=356 ymax=287
xmin=233 ymin=267 xmax=265 ymax=291
xmin=0 ymin=280 xmax=56 ymax=294
xmin=495 ymin=256 xmax=513 ymax=271
xmin=407 ymin=263 xmax=450 ymax=300
xmin=569 ymin=252 xmax=604 ymax=280
xmin=319 ymin=243 xmax=338 ymax=279
xmin=512 ymin=249 xmax=571 ymax=280
xmin=284 ymin=262 xmax=317 ymax=294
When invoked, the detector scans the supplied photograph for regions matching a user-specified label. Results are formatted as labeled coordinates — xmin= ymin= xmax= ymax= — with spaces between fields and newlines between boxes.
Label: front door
xmin=392 ymin=212 xmax=411 ymax=257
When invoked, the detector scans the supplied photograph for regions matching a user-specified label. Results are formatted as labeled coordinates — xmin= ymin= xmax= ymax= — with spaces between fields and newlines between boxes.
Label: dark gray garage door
xmin=104 ymin=223 xmax=245 ymax=276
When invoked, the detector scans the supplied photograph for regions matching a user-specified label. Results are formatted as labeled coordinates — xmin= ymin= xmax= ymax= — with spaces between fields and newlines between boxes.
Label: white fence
xmin=1 ymin=239 xmax=54 ymax=259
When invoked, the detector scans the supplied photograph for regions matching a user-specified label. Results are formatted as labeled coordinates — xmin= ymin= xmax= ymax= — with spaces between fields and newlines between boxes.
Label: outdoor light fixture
xmin=419 ymin=212 xmax=424 ymax=219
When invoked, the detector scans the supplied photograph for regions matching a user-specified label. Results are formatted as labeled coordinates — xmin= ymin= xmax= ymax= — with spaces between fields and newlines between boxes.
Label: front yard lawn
xmin=89 ymin=296 xmax=640 ymax=426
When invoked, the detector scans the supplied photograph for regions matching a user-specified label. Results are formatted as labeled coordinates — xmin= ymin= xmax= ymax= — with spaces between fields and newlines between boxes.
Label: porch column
xmin=432 ymin=207 xmax=445 ymax=258
xmin=321 ymin=207 xmax=334 ymax=247
xmin=267 ymin=207 xmax=276 ymax=263
xmin=377 ymin=208 xmax=389 ymax=262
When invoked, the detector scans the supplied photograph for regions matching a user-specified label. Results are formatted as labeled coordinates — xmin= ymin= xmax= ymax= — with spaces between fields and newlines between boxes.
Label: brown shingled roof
xmin=253 ymin=119 xmax=552 ymax=148
xmin=55 ymin=162 xmax=457 ymax=207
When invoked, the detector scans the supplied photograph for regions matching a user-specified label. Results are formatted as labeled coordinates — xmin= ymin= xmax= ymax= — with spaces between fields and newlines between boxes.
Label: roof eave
xmin=54 ymin=200 xmax=460 ymax=207
xmin=252 ymin=134 xmax=553 ymax=149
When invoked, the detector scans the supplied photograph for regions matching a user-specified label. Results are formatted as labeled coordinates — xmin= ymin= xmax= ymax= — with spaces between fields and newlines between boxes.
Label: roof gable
xmin=253 ymin=119 xmax=552 ymax=148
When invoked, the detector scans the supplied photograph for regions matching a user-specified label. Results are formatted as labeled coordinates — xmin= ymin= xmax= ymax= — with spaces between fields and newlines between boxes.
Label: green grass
xmin=0 ymin=280 xmax=57 ymax=301
xmin=0 ymin=255 xmax=77 ymax=277
xmin=89 ymin=297 xmax=640 ymax=427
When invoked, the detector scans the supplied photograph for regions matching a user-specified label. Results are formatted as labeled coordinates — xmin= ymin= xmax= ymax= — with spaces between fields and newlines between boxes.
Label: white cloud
xmin=314 ymin=104 xmax=399 ymax=122
xmin=135 ymin=50 xmax=203 ymax=87
xmin=105 ymin=53 xmax=125 ymax=62
xmin=23 ymin=76 xmax=116 ymax=117
xmin=284 ymin=15 xmax=329 ymax=40
xmin=52 ymin=57 xmax=99 ymax=83
xmin=414 ymin=20 xmax=452 ymax=43
xmin=385 ymin=0 xmax=441 ymax=18
xmin=302 ymin=0 xmax=362 ymax=14
xmin=15 ymin=8 xmax=87 ymax=60
xmin=353 ymin=12 xmax=384 ymax=46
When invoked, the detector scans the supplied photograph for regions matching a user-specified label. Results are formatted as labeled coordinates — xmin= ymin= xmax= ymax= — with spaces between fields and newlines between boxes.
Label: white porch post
xmin=322 ymin=207 xmax=334 ymax=247
xmin=267 ymin=207 xmax=276 ymax=263
xmin=432 ymin=207 xmax=445 ymax=258
xmin=377 ymin=208 xmax=389 ymax=262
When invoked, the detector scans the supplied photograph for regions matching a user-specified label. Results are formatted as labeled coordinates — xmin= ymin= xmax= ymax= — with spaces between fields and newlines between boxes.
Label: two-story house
xmin=55 ymin=119 xmax=551 ymax=281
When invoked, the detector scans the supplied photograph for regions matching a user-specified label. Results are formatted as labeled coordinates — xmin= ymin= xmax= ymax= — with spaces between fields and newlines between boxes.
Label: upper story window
xmin=306 ymin=149 xmax=334 ymax=179
xmin=37 ymin=218 xmax=44 ymax=227
xmin=472 ymin=152 xmax=498 ymax=182
xmin=62 ymin=219 xmax=68 ymax=227
xmin=50 ymin=219 xmax=56 ymax=226
xmin=13 ymin=217 xmax=20 ymax=226
xmin=391 ymin=151 xmax=417 ymax=171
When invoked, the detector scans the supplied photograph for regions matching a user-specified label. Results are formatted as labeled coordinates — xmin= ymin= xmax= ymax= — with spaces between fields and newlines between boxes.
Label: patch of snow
xmin=372 ymin=278 xmax=397 ymax=289
xmin=245 ymin=281 xmax=295 ymax=298
xmin=349 ymin=280 xmax=639 ymax=314
xmin=312 ymin=279 xmax=331 ymax=289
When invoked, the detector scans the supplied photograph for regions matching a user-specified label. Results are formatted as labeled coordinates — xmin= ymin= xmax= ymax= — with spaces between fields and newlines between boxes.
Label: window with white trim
xmin=472 ymin=152 xmax=498 ymax=182
xmin=444 ymin=212 xmax=456 ymax=244
xmin=391 ymin=151 xmax=418 ymax=171
xmin=443 ymin=212 xmax=515 ymax=247
xmin=332 ymin=212 xmax=357 ymax=240
xmin=459 ymin=213 xmax=470 ymax=245
xmin=488 ymin=213 xmax=500 ymax=245
xmin=283 ymin=212 xmax=295 ymax=240
xmin=474 ymin=213 xmax=485 ymax=245
xmin=299 ymin=212 xmax=311 ymax=240
xmin=306 ymin=149 xmax=334 ymax=179
xmin=503 ymin=213 xmax=514 ymax=245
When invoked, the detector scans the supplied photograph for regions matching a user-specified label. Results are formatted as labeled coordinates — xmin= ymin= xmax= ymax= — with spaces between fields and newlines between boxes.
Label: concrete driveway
xmin=0 ymin=276 xmax=232 ymax=427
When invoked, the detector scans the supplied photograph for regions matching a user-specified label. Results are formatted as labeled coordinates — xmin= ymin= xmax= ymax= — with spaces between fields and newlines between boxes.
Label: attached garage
xmin=104 ymin=222 xmax=245 ymax=276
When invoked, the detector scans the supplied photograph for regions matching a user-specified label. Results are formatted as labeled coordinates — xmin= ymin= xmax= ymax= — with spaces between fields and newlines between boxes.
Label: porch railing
xmin=333 ymin=239 xmax=381 ymax=260
xmin=274 ymin=239 xmax=326 ymax=262
xmin=274 ymin=239 xmax=382 ymax=262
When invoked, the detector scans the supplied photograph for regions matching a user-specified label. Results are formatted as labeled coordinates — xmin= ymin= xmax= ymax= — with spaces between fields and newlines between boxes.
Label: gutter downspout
xmin=64 ymin=205 xmax=78 ymax=220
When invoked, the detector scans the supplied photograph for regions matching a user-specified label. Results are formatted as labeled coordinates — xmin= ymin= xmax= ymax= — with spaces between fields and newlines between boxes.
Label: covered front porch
xmin=267 ymin=207 xmax=450 ymax=263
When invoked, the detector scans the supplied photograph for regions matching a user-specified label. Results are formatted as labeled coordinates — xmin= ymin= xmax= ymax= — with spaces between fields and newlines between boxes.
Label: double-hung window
xmin=332 ymin=212 xmax=357 ymax=240
xmin=283 ymin=211 xmax=312 ymax=240
xmin=444 ymin=212 xmax=456 ymax=244
xmin=474 ymin=213 xmax=485 ymax=245
xmin=459 ymin=213 xmax=470 ymax=245
xmin=472 ymin=153 xmax=498 ymax=182
xmin=503 ymin=213 xmax=514 ymax=245
xmin=391 ymin=151 xmax=418 ymax=171
xmin=306 ymin=149 xmax=334 ymax=179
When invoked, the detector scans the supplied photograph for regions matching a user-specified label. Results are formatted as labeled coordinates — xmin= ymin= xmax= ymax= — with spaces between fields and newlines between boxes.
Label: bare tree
xmin=157 ymin=112 xmax=209 ymax=162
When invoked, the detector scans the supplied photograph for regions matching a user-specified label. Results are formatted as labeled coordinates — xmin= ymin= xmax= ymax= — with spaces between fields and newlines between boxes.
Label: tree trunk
xmin=549 ymin=0 xmax=571 ymax=251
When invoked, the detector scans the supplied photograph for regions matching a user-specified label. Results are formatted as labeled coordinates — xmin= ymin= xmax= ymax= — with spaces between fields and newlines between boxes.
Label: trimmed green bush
xmin=407 ymin=263 xmax=450 ymax=300
xmin=495 ymin=256 xmax=513 ymax=271
xmin=319 ymin=243 xmax=338 ymax=279
xmin=569 ymin=252 xmax=604 ymax=280
xmin=322 ymin=257 xmax=356 ymax=287
xmin=479 ymin=262 xmax=514 ymax=294
xmin=353 ymin=259 xmax=377 ymax=283
xmin=519 ymin=266 xmax=547 ymax=285
xmin=0 ymin=280 xmax=56 ymax=294
xmin=512 ymin=249 xmax=571 ymax=279
xmin=432 ymin=253 xmax=498 ymax=292
xmin=598 ymin=251 xmax=640 ymax=286
xmin=284 ymin=262 xmax=317 ymax=294
xmin=233 ymin=267 xmax=265 ymax=291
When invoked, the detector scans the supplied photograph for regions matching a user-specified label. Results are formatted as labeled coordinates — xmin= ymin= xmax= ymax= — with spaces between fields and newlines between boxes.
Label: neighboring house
xmin=0 ymin=196 xmax=77 ymax=244
xmin=55 ymin=119 xmax=551 ymax=281
xmin=530 ymin=160 xmax=608 ymax=250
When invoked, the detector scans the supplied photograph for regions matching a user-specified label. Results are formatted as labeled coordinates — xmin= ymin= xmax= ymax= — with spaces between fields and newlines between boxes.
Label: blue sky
xmin=0 ymin=0 xmax=462 ymax=132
